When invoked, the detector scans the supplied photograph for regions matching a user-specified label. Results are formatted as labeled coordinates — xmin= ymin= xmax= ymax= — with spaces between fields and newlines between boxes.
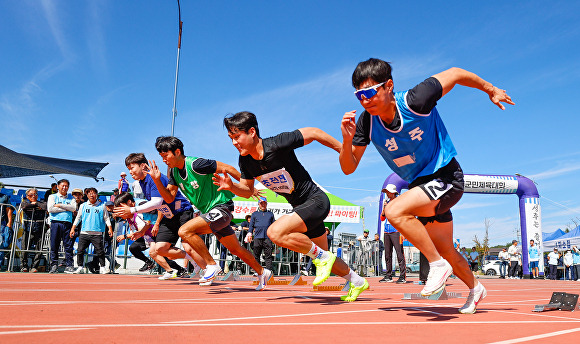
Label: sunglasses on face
xmin=354 ymin=82 xmax=385 ymax=101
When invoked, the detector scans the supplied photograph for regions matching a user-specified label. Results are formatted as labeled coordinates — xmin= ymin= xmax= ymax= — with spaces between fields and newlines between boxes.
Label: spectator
xmin=247 ymin=197 xmax=275 ymax=272
xmin=498 ymin=247 xmax=509 ymax=279
xmin=43 ymin=183 xmax=57 ymax=202
xmin=528 ymin=239 xmax=540 ymax=279
xmin=47 ymin=179 xmax=77 ymax=273
xmin=118 ymin=172 xmax=131 ymax=194
xmin=357 ymin=229 xmax=373 ymax=276
xmin=379 ymin=184 xmax=406 ymax=283
xmin=0 ymin=191 xmax=14 ymax=268
xmin=326 ymin=227 xmax=333 ymax=252
xmin=238 ymin=214 xmax=252 ymax=247
xmin=572 ymin=246 xmax=580 ymax=281
xmin=564 ymin=250 xmax=573 ymax=281
xmin=336 ymin=243 xmax=343 ymax=259
xmin=469 ymin=247 xmax=479 ymax=273
xmin=110 ymin=188 xmax=119 ymax=203
xmin=507 ymin=240 xmax=520 ymax=279
xmin=70 ymin=188 xmax=85 ymax=240
xmin=103 ymin=201 xmax=120 ymax=273
xmin=460 ymin=247 xmax=469 ymax=262
xmin=69 ymin=188 xmax=113 ymax=274
xmin=373 ymin=233 xmax=384 ymax=276
xmin=547 ymin=248 xmax=559 ymax=280
xmin=20 ymin=188 xmax=47 ymax=272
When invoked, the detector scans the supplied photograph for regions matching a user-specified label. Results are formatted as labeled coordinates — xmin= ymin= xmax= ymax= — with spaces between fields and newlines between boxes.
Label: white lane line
xmin=488 ymin=327 xmax=580 ymax=344
xmin=0 ymin=328 xmax=94 ymax=335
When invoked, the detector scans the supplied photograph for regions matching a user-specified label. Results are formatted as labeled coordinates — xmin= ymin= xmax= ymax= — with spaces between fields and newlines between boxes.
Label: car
xmin=405 ymin=261 xmax=420 ymax=273
xmin=482 ymin=260 xmax=502 ymax=276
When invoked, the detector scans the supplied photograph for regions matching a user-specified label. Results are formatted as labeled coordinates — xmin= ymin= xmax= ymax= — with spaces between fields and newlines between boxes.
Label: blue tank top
xmin=369 ymin=91 xmax=457 ymax=182
xmin=49 ymin=193 xmax=74 ymax=223
xmin=79 ymin=201 xmax=107 ymax=232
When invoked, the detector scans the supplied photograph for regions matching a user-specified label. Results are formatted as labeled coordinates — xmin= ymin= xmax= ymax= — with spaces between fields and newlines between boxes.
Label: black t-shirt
xmin=353 ymin=77 xmax=443 ymax=146
xmin=167 ymin=158 xmax=217 ymax=186
xmin=239 ymin=130 xmax=319 ymax=207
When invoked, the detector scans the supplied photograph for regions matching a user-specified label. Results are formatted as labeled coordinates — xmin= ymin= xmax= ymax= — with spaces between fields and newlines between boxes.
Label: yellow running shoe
xmin=312 ymin=252 xmax=337 ymax=286
xmin=340 ymin=279 xmax=369 ymax=302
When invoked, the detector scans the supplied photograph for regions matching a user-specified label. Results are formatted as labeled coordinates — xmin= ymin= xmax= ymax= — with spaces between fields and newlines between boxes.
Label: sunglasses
xmin=354 ymin=82 xmax=385 ymax=101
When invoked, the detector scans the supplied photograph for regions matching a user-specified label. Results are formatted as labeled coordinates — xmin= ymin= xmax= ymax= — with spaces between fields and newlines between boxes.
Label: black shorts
xmin=409 ymin=158 xmax=464 ymax=225
xmin=293 ymin=189 xmax=329 ymax=239
xmin=199 ymin=202 xmax=236 ymax=240
xmin=156 ymin=208 xmax=194 ymax=244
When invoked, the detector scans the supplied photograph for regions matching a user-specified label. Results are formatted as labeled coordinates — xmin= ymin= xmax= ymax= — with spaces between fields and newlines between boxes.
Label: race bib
xmin=422 ymin=179 xmax=453 ymax=200
xmin=206 ymin=209 xmax=224 ymax=222
xmin=257 ymin=168 xmax=294 ymax=194
xmin=158 ymin=204 xmax=174 ymax=219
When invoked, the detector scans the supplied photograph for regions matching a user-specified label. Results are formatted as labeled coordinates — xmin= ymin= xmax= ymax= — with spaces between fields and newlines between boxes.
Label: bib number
xmin=257 ymin=168 xmax=294 ymax=194
xmin=206 ymin=209 xmax=223 ymax=222
xmin=423 ymin=179 xmax=453 ymax=201
xmin=158 ymin=204 xmax=174 ymax=219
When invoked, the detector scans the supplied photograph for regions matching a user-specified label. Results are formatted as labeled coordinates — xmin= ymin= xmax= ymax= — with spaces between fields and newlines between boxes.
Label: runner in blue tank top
xmin=340 ymin=58 xmax=514 ymax=314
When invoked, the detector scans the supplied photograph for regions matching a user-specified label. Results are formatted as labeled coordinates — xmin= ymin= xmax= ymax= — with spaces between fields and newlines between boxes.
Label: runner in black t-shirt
xmin=213 ymin=111 xmax=369 ymax=302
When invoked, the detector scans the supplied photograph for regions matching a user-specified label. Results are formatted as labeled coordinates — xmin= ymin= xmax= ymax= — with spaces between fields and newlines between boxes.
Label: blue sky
xmin=1 ymin=1 xmax=580 ymax=247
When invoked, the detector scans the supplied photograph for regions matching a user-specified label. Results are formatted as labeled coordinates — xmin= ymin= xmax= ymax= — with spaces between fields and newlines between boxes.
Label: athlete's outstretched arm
xmin=298 ymin=127 xmax=341 ymax=153
xmin=145 ymin=159 xmax=178 ymax=204
xmin=432 ymin=67 xmax=515 ymax=110
xmin=215 ymin=161 xmax=241 ymax=181
xmin=212 ymin=173 xmax=255 ymax=199
xmin=339 ymin=110 xmax=367 ymax=175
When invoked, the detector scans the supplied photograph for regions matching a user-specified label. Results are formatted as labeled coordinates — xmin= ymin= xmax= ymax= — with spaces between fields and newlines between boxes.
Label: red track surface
xmin=1 ymin=273 xmax=579 ymax=343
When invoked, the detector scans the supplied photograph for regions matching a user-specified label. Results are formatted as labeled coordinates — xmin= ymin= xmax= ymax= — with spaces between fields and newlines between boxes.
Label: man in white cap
xmin=247 ymin=197 xmax=275 ymax=271
xmin=379 ymin=184 xmax=406 ymax=283
xmin=118 ymin=172 xmax=131 ymax=194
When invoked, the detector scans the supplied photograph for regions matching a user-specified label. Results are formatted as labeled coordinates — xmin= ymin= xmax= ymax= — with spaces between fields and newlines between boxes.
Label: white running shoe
xmin=158 ymin=270 xmax=178 ymax=280
xmin=459 ymin=283 xmax=487 ymax=314
xmin=420 ymin=259 xmax=453 ymax=296
xmin=199 ymin=265 xmax=221 ymax=285
xmin=256 ymin=268 xmax=273 ymax=291
xmin=99 ymin=266 xmax=107 ymax=274
xmin=72 ymin=266 xmax=84 ymax=274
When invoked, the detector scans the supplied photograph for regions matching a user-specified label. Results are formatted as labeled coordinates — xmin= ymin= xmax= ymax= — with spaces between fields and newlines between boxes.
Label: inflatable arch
xmin=377 ymin=173 xmax=543 ymax=278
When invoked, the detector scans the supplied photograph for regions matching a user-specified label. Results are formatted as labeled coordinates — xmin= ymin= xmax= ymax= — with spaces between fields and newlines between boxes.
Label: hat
xmin=71 ymin=188 xmax=83 ymax=195
xmin=363 ymin=229 xmax=369 ymax=233
xmin=120 ymin=172 xmax=127 ymax=176
xmin=259 ymin=197 xmax=267 ymax=203
xmin=113 ymin=188 xmax=119 ymax=192
xmin=105 ymin=201 xmax=114 ymax=206
xmin=381 ymin=184 xmax=398 ymax=194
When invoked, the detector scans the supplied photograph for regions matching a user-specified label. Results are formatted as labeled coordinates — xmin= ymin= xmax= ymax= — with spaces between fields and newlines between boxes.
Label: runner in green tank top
xmin=146 ymin=136 xmax=272 ymax=290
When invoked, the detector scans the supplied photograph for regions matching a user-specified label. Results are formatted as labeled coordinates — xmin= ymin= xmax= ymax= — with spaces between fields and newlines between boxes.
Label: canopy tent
xmin=543 ymin=226 xmax=580 ymax=251
xmin=231 ymin=185 xmax=361 ymax=227
xmin=542 ymin=228 xmax=566 ymax=242
xmin=0 ymin=144 xmax=108 ymax=181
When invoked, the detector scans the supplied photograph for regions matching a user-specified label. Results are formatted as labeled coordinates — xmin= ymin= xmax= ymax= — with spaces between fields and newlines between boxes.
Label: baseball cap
xmin=113 ymin=188 xmax=119 ymax=192
xmin=120 ymin=172 xmax=127 ymax=176
xmin=259 ymin=197 xmax=267 ymax=203
xmin=363 ymin=229 xmax=369 ymax=233
xmin=71 ymin=188 xmax=83 ymax=195
xmin=381 ymin=184 xmax=398 ymax=194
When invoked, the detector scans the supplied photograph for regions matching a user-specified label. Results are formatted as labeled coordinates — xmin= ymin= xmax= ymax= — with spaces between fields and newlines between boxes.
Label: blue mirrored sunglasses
xmin=354 ymin=82 xmax=385 ymax=101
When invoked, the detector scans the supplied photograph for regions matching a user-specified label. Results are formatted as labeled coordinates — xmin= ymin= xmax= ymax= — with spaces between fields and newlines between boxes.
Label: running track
xmin=0 ymin=273 xmax=579 ymax=343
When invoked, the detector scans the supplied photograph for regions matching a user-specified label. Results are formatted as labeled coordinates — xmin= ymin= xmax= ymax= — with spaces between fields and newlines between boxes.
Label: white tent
xmin=543 ymin=226 xmax=580 ymax=251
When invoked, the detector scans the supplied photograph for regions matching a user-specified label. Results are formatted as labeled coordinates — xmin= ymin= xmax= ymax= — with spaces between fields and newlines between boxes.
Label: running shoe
xmin=99 ymin=266 xmax=107 ymax=274
xmin=312 ymin=252 xmax=337 ymax=286
xmin=178 ymin=270 xmax=190 ymax=278
xmin=72 ymin=266 xmax=84 ymax=274
xmin=379 ymin=276 xmax=393 ymax=283
xmin=139 ymin=260 xmax=156 ymax=272
xmin=199 ymin=265 xmax=221 ymax=285
xmin=256 ymin=268 xmax=273 ymax=291
xmin=30 ymin=268 xmax=38 ymax=273
xmin=49 ymin=265 xmax=58 ymax=274
xmin=21 ymin=267 xmax=29 ymax=272
xmin=420 ymin=259 xmax=452 ymax=296
xmin=64 ymin=266 xmax=75 ymax=274
xmin=158 ymin=270 xmax=178 ymax=280
xmin=340 ymin=279 xmax=369 ymax=302
xmin=396 ymin=277 xmax=406 ymax=284
xmin=459 ymin=283 xmax=487 ymax=314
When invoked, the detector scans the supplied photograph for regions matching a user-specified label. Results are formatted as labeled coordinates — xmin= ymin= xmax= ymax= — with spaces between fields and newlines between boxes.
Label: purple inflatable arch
xmin=378 ymin=173 xmax=543 ymax=278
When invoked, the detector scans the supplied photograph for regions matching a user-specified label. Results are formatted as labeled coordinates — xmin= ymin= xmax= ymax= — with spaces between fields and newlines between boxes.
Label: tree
xmin=473 ymin=218 xmax=492 ymax=265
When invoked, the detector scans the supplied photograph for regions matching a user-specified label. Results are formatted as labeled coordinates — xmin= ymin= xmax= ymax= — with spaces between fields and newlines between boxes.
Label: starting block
xmin=532 ymin=292 xmax=579 ymax=312
xmin=402 ymin=287 xmax=462 ymax=300
xmin=312 ymin=281 xmax=350 ymax=291
xmin=250 ymin=273 xmax=307 ymax=286
xmin=220 ymin=271 xmax=238 ymax=281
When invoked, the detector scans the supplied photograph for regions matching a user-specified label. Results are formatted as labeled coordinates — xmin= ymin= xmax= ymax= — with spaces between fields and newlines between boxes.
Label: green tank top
xmin=172 ymin=156 xmax=234 ymax=214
